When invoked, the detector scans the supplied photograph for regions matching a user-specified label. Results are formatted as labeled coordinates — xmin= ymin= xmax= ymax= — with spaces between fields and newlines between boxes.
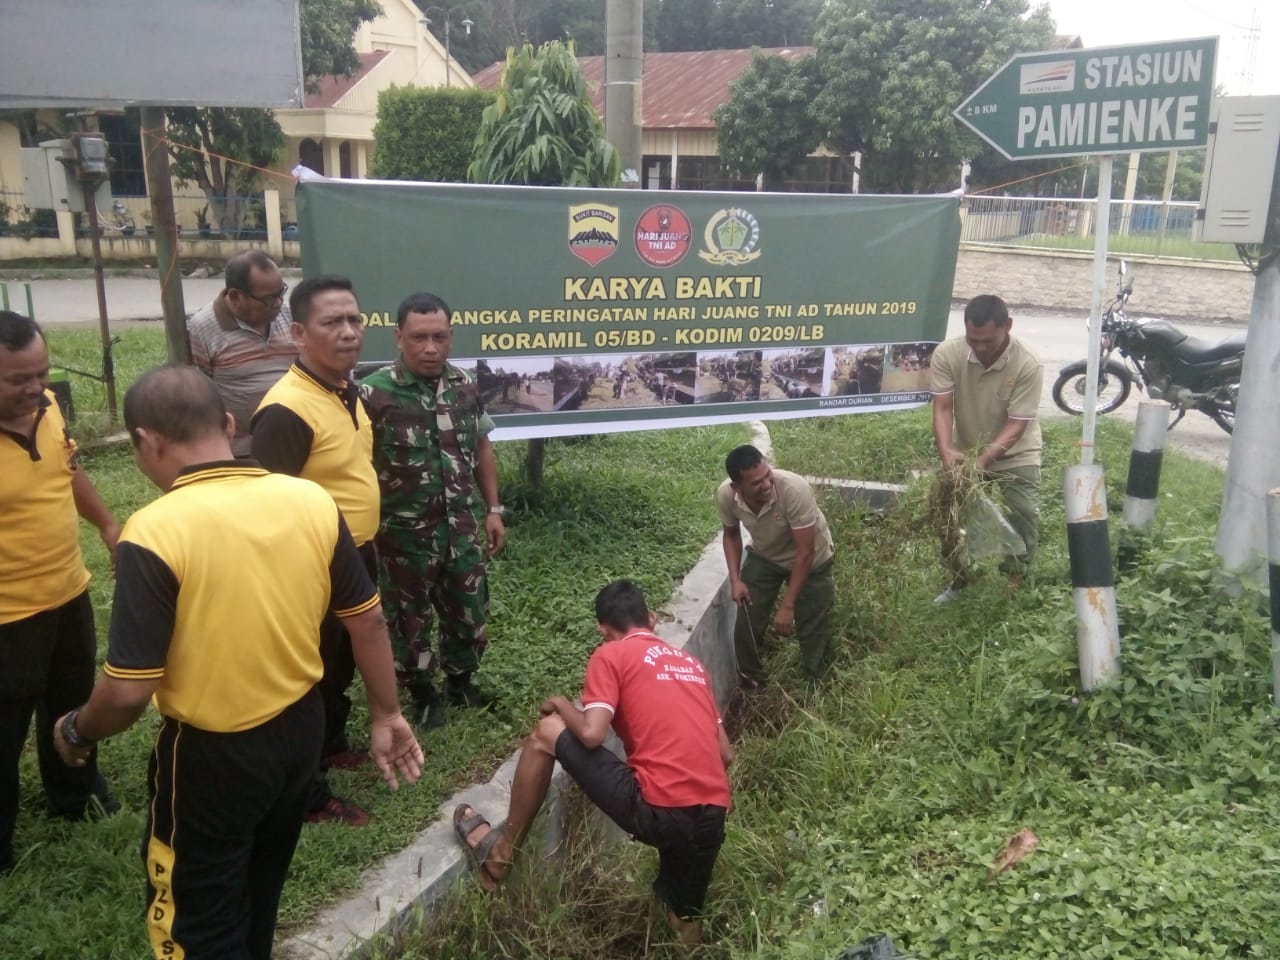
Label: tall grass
xmin=0 ymin=421 xmax=749 ymax=957
xmin=397 ymin=413 xmax=1280 ymax=959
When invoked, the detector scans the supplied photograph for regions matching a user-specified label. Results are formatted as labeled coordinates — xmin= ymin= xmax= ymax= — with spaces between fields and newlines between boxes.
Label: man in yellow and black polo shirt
xmin=0 ymin=311 xmax=118 ymax=875
xmin=250 ymin=274 xmax=381 ymax=825
xmin=53 ymin=365 xmax=422 ymax=960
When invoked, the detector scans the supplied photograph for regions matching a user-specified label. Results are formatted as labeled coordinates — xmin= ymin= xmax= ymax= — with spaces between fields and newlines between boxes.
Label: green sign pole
xmin=956 ymin=36 xmax=1220 ymax=690
xmin=956 ymin=35 xmax=1219 ymax=466
xmin=955 ymin=37 xmax=1217 ymax=161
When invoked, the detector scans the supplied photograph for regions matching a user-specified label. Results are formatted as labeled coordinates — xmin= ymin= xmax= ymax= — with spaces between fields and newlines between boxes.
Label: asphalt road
xmin=12 ymin=275 xmax=227 ymax=326
xmin=953 ymin=307 xmax=1239 ymax=469
xmin=7 ymin=275 xmax=1238 ymax=468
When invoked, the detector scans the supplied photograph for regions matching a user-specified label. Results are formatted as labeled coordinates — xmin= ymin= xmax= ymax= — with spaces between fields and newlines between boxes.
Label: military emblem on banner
xmin=633 ymin=204 xmax=692 ymax=268
xmin=568 ymin=203 xmax=620 ymax=266
xmin=698 ymin=207 xmax=762 ymax=265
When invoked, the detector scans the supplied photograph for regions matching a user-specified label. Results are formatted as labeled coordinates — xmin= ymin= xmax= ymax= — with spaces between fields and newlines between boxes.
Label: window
xmin=674 ymin=157 xmax=755 ymax=193
xmin=99 ymin=112 xmax=146 ymax=196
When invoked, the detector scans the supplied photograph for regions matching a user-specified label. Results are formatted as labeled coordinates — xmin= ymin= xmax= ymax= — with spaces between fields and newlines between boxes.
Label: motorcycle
xmin=1051 ymin=262 xmax=1245 ymax=434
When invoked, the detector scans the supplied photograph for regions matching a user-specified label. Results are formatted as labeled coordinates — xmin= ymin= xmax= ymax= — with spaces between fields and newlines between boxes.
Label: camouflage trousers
xmin=375 ymin=525 xmax=489 ymax=697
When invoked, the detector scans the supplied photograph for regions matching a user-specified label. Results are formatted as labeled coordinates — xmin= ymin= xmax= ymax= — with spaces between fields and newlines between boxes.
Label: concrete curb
xmin=279 ymin=421 xmax=905 ymax=959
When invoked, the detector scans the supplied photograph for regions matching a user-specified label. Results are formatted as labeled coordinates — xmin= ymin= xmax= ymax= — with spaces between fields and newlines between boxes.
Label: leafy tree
xmin=966 ymin=153 xmax=1092 ymax=198
xmin=0 ymin=110 xmax=67 ymax=148
xmin=301 ymin=0 xmax=383 ymax=83
xmin=468 ymin=40 xmax=619 ymax=486
xmin=655 ymin=0 xmax=715 ymax=51
xmin=713 ymin=51 xmax=821 ymax=188
xmin=1130 ymin=150 xmax=1204 ymax=202
xmin=446 ymin=0 xmax=658 ymax=74
xmin=710 ymin=0 xmax=822 ymax=48
xmin=371 ymin=86 xmax=496 ymax=181
xmin=812 ymin=0 xmax=1054 ymax=193
xmin=165 ymin=108 xmax=286 ymax=234
xmin=469 ymin=41 xmax=620 ymax=187
xmin=166 ymin=0 xmax=381 ymax=231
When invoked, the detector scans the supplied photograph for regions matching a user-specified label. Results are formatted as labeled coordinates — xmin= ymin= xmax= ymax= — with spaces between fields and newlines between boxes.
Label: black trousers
xmin=305 ymin=542 xmax=376 ymax=812
xmin=143 ymin=689 xmax=322 ymax=960
xmin=555 ymin=730 xmax=726 ymax=919
xmin=0 ymin=591 xmax=111 ymax=873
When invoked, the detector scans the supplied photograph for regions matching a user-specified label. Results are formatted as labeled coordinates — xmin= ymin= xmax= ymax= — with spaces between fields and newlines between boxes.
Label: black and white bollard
xmin=1122 ymin=401 xmax=1171 ymax=532
xmin=1065 ymin=464 xmax=1120 ymax=690
xmin=1118 ymin=401 xmax=1171 ymax=572
xmin=1268 ymin=487 xmax=1280 ymax=706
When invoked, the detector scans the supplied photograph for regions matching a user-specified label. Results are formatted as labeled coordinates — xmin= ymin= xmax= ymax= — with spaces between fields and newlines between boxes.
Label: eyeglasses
xmin=243 ymin=282 xmax=288 ymax=308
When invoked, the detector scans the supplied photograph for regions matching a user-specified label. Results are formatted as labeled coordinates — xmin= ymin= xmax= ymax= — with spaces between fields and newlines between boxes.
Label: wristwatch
xmin=61 ymin=709 xmax=94 ymax=749
xmin=488 ymin=505 xmax=505 ymax=515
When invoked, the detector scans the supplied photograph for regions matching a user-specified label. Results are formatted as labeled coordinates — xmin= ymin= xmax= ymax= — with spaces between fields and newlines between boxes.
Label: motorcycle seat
xmin=1172 ymin=331 xmax=1248 ymax=363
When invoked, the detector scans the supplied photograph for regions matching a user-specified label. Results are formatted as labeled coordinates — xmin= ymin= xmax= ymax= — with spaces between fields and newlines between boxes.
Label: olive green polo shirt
xmin=930 ymin=333 xmax=1043 ymax=470
xmin=716 ymin=468 xmax=834 ymax=569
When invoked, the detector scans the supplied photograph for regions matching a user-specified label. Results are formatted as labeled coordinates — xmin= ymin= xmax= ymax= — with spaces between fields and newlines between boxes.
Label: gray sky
xmin=1047 ymin=0 xmax=1277 ymax=95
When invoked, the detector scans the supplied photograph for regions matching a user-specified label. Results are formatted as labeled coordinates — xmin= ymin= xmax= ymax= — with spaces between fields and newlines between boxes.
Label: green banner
xmin=297 ymin=181 xmax=960 ymax=440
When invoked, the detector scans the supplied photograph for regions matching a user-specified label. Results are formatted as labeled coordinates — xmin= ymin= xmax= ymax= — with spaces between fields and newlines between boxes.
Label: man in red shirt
xmin=454 ymin=580 xmax=732 ymax=946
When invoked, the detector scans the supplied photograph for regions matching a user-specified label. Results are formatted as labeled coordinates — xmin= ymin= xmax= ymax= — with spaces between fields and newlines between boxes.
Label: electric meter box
xmin=1198 ymin=96 xmax=1280 ymax=244
xmin=20 ymin=140 xmax=111 ymax=215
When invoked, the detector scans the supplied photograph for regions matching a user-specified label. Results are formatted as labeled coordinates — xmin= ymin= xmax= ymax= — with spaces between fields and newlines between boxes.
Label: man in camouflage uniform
xmin=359 ymin=292 xmax=505 ymax=729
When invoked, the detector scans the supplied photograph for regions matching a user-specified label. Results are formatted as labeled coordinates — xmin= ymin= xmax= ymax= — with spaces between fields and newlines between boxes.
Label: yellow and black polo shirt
xmin=102 ymin=461 xmax=379 ymax=733
xmin=250 ymin=362 xmax=379 ymax=545
xmin=0 ymin=392 xmax=91 ymax=625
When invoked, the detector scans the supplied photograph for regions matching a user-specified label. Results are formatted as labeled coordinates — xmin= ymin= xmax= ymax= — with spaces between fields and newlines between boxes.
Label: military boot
xmin=445 ymin=672 xmax=497 ymax=709
xmin=412 ymin=679 xmax=446 ymax=730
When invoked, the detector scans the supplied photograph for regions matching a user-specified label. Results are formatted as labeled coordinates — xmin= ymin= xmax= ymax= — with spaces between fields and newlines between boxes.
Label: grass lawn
xmin=397 ymin=412 xmax=1280 ymax=959
xmin=1 ymin=325 xmax=754 ymax=956
xmin=15 ymin=327 xmax=1279 ymax=959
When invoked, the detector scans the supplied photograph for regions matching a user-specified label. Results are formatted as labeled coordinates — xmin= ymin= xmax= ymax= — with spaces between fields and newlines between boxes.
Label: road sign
xmin=955 ymin=37 xmax=1218 ymax=160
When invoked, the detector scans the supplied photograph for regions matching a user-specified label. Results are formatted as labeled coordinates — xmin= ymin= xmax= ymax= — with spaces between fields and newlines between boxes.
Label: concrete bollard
xmin=1118 ymin=401 xmax=1171 ymax=572
xmin=1064 ymin=463 xmax=1121 ymax=690
xmin=1268 ymin=488 xmax=1280 ymax=706
xmin=1122 ymin=401 xmax=1171 ymax=532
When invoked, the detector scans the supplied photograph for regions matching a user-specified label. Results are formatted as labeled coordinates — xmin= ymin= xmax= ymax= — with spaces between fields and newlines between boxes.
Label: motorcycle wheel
xmin=1204 ymin=376 xmax=1239 ymax=435
xmin=1051 ymin=365 xmax=1131 ymax=415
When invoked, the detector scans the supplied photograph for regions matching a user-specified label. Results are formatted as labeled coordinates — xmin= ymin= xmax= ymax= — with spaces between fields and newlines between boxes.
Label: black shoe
xmin=445 ymin=673 xmax=497 ymax=709
xmin=413 ymin=681 xmax=446 ymax=730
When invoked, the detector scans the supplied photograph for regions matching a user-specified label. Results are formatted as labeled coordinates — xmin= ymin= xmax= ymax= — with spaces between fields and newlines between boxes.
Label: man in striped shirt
xmin=187 ymin=251 xmax=297 ymax=456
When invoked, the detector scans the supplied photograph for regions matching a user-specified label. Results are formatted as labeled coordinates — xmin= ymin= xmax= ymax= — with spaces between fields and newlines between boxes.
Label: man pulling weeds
xmin=453 ymin=580 xmax=732 ymax=946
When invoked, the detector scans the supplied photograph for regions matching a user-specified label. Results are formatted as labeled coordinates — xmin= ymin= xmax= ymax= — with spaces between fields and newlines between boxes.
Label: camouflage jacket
xmin=358 ymin=360 xmax=494 ymax=532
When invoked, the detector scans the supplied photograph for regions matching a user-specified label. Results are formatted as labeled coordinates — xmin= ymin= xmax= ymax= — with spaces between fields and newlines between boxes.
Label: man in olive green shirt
xmin=717 ymin=444 xmax=835 ymax=686
xmin=930 ymin=294 xmax=1043 ymax=602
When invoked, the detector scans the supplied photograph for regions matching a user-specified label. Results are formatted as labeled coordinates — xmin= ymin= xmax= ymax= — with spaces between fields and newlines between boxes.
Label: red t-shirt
xmin=581 ymin=630 xmax=731 ymax=809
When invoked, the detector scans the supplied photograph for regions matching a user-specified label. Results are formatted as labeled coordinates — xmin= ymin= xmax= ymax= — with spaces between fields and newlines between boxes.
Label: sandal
xmin=452 ymin=803 xmax=506 ymax=890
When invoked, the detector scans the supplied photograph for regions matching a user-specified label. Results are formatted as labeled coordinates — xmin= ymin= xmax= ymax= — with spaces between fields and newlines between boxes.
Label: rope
xmin=140 ymin=126 xmax=296 ymax=185
xmin=967 ymin=161 xmax=1088 ymax=196
xmin=138 ymin=124 xmax=296 ymax=309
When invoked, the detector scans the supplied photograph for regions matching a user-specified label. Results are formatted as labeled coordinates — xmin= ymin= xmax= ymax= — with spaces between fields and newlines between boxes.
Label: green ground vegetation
xmin=0 ymin=325 xmax=749 ymax=956
xmin=396 ymin=412 xmax=1280 ymax=959
xmin=42 ymin=326 xmax=169 ymax=441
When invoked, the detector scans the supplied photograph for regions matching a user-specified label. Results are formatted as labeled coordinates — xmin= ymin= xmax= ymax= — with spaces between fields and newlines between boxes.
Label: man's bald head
xmin=124 ymin=365 xmax=228 ymax=447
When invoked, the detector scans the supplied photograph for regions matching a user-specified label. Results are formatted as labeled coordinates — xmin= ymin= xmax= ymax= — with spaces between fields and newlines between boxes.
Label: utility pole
xmin=140 ymin=106 xmax=190 ymax=364
xmin=1211 ymin=97 xmax=1280 ymax=583
xmin=605 ymin=0 xmax=642 ymax=187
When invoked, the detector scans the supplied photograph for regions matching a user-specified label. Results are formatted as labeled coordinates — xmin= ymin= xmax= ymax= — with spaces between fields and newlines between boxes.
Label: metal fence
xmin=0 ymin=190 xmax=274 ymax=241
xmin=0 ymin=187 xmax=60 ymax=237
xmin=101 ymin=193 xmax=270 ymax=239
xmin=961 ymin=195 xmax=1229 ymax=261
